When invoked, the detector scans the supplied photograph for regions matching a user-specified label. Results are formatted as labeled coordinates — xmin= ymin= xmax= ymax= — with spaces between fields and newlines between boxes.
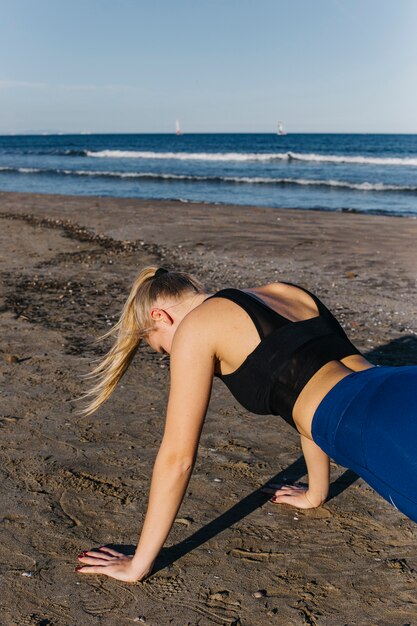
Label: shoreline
xmin=2 ymin=190 xmax=417 ymax=290
xmin=0 ymin=188 xmax=415 ymax=219
xmin=1 ymin=190 xmax=417 ymax=624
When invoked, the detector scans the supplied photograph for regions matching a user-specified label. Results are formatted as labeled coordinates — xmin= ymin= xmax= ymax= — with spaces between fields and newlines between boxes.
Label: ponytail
xmin=81 ymin=266 xmax=204 ymax=415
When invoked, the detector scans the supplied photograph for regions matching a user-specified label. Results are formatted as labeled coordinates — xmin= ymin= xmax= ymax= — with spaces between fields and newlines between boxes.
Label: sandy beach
xmin=1 ymin=190 xmax=417 ymax=626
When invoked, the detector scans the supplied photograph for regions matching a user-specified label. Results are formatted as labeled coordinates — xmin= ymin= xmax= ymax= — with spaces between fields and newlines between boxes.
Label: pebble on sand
xmin=253 ymin=589 xmax=267 ymax=598
xmin=345 ymin=270 xmax=358 ymax=279
xmin=174 ymin=516 xmax=194 ymax=527
xmin=5 ymin=354 xmax=19 ymax=364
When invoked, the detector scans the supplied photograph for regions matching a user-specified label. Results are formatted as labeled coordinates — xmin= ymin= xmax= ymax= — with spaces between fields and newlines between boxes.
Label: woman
xmin=76 ymin=267 xmax=417 ymax=582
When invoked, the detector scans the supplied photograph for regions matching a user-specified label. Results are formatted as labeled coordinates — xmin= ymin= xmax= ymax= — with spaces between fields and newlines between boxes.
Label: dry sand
xmin=0 ymin=191 xmax=417 ymax=626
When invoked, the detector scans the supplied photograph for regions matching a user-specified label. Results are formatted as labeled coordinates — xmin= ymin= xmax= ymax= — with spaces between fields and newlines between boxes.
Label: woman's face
xmin=146 ymin=324 xmax=173 ymax=355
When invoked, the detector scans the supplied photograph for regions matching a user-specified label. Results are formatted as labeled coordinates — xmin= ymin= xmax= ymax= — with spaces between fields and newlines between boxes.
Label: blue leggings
xmin=311 ymin=366 xmax=417 ymax=523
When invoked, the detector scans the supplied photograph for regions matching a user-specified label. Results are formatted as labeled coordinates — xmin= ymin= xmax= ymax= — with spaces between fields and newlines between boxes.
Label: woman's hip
xmin=311 ymin=365 xmax=417 ymax=498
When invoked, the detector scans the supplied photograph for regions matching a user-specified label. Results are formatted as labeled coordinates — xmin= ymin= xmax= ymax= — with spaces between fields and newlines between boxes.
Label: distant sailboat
xmin=277 ymin=121 xmax=287 ymax=136
xmin=175 ymin=120 xmax=183 ymax=136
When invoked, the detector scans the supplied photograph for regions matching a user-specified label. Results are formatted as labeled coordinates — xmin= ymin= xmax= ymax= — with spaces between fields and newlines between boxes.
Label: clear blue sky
xmin=1 ymin=0 xmax=416 ymax=133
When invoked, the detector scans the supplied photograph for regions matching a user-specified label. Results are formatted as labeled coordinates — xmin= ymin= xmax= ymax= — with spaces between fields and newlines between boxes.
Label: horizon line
xmin=1 ymin=131 xmax=417 ymax=137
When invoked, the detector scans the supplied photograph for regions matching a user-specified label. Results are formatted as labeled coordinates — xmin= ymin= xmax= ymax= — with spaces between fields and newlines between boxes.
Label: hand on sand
xmin=76 ymin=546 xmax=151 ymax=583
xmin=262 ymin=483 xmax=324 ymax=509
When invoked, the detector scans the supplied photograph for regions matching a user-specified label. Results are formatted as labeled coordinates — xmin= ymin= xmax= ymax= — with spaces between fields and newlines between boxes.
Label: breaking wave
xmin=84 ymin=149 xmax=417 ymax=166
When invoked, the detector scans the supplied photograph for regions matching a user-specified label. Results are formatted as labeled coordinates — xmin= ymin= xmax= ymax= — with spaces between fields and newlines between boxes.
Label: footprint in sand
xmin=142 ymin=575 xmax=241 ymax=625
xmin=79 ymin=580 xmax=130 ymax=615
xmin=229 ymin=547 xmax=286 ymax=562
xmin=18 ymin=614 xmax=55 ymax=626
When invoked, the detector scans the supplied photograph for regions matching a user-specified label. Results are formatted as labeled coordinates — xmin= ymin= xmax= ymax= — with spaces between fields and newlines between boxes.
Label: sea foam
xmin=85 ymin=149 xmax=417 ymax=167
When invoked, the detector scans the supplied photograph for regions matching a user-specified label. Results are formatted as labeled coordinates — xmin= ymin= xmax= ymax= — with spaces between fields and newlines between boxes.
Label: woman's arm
xmin=264 ymin=434 xmax=330 ymax=509
xmin=131 ymin=317 xmax=215 ymax=573
xmin=77 ymin=314 xmax=215 ymax=581
xmin=299 ymin=434 xmax=330 ymax=505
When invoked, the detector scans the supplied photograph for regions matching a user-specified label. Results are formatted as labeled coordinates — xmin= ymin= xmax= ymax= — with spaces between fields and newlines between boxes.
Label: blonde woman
xmin=76 ymin=267 xmax=417 ymax=582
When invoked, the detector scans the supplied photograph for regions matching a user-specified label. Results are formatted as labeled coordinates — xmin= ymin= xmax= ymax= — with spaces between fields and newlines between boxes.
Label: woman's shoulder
xmin=173 ymin=292 xmax=239 ymax=351
xmin=174 ymin=295 xmax=220 ymax=337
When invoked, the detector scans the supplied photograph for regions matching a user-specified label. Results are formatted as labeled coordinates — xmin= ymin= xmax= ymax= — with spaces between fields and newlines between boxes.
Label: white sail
xmin=175 ymin=120 xmax=182 ymax=135
xmin=277 ymin=121 xmax=287 ymax=136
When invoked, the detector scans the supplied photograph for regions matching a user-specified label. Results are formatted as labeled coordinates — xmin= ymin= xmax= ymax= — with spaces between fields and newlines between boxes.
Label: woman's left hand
xmin=262 ymin=483 xmax=324 ymax=509
xmin=76 ymin=546 xmax=151 ymax=583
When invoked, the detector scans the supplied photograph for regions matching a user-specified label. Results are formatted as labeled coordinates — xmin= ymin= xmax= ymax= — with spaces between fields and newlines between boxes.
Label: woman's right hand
xmin=76 ymin=547 xmax=153 ymax=582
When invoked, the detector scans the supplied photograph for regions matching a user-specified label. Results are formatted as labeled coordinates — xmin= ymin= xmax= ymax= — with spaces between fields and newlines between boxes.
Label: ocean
xmin=0 ymin=133 xmax=416 ymax=216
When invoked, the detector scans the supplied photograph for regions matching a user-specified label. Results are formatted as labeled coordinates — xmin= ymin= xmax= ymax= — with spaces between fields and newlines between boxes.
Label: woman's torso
xmin=204 ymin=282 xmax=373 ymax=438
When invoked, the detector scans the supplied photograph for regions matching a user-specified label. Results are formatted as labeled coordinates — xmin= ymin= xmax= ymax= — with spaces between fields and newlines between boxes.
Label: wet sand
xmin=1 ymin=191 xmax=417 ymax=625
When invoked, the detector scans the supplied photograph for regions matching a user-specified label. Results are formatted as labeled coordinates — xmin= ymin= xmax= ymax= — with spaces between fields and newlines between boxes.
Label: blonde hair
xmin=82 ymin=266 xmax=204 ymax=415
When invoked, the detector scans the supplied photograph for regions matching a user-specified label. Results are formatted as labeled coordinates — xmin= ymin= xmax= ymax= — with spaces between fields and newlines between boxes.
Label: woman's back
xmin=201 ymin=282 xmax=372 ymax=435
xmin=207 ymin=282 xmax=322 ymax=377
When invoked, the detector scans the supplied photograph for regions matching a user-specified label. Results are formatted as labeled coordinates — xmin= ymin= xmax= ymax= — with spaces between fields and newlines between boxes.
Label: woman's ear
xmin=150 ymin=307 xmax=174 ymax=325
xmin=150 ymin=307 xmax=162 ymax=322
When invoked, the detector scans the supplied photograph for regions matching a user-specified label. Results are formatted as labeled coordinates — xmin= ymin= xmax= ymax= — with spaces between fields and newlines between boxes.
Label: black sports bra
xmin=208 ymin=284 xmax=361 ymax=429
